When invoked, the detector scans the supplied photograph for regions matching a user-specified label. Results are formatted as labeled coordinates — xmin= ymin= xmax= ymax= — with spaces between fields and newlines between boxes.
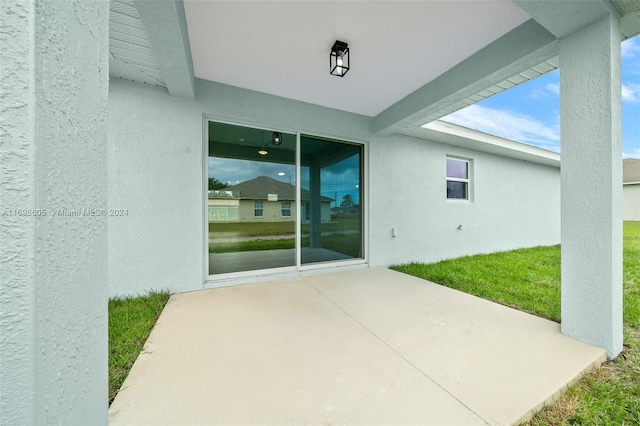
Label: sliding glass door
xmin=207 ymin=122 xmax=363 ymax=277
xmin=208 ymin=122 xmax=296 ymax=275
xmin=300 ymin=135 xmax=363 ymax=265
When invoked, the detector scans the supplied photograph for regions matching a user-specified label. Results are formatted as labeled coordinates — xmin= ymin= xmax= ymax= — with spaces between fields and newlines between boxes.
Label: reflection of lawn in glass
xmin=209 ymin=215 xmax=361 ymax=258
xmin=208 ymin=215 xmax=360 ymax=236
xmin=209 ymin=221 xmax=294 ymax=237
xmin=208 ymin=235 xmax=361 ymax=258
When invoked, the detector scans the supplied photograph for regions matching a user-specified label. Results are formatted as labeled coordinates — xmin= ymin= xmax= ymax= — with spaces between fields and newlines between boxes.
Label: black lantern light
xmin=330 ymin=40 xmax=350 ymax=77
xmin=272 ymin=132 xmax=282 ymax=145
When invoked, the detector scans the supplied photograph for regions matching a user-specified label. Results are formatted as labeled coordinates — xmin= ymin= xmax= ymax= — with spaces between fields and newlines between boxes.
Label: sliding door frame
xmin=203 ymin=115 xmax=368 ymax=289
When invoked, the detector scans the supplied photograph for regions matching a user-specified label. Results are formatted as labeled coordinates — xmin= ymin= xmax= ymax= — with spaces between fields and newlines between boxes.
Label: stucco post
xmin=0 ymin=0 xmax=109 ymax=424
xmin=559 ymin=14 xmax=623 ymax=359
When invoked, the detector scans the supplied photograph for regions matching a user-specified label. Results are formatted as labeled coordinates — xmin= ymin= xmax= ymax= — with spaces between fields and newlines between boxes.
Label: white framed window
xmin=281 ymin=201 xmax=291 ymax=217
xmin=254 ymin=201 xmax=263 ymax=217
xmin=446 ymin=157 xmax=471 ymax=200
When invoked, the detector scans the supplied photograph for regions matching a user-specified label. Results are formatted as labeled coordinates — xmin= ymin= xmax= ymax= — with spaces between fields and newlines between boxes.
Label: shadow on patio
xmin=109 ymin=268 xmax=605 ymax=425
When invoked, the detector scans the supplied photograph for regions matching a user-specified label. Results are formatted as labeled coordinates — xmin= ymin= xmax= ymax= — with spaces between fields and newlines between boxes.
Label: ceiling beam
xmin=135 ymin=0 xmax=195 ymax=98
xmin=512 ymin=0 xmax=619 ymax=39
xmin=372 ymin=19 xmax=558 ymax=136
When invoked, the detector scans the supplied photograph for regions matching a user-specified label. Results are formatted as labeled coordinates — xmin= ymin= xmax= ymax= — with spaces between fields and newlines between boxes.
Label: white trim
xmin=299 ymin=258 xmax=368 ymax=272
xmin=203 ymin=261 xmax=369 ymax=289
xmin=204 ymin=268 xmax=301 ymax=289
xmin=446 ymin=156 xmax=472 ymax=202
xmin=202 ymin=115 xmax=210 ymax=285
xmin=417 ymin=120 xmax=561 ymax=168
xmin=295 ymin=132 xmax=302 ymax=268
xmin=203 ymin=113 xmax=299 ymax=136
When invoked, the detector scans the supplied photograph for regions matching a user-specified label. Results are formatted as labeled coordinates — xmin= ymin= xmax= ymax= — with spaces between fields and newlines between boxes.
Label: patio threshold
xmin=109 ymin=268 xmax=605 ymax=426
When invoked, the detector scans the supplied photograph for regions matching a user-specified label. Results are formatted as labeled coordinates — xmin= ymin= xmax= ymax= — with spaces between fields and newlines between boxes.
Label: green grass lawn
xmin=108 ymin=291 xmax=170 ymax=405
xmin=392 ymin=222 xmax=640 ymax=425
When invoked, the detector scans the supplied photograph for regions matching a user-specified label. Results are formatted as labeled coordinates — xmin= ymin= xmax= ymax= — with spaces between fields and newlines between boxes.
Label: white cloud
xmin=545 ymin=83 xmax=559 ymax=95
xmin=441 ymin=104 xmax=560 ymax=151
xmin=623 ymin=146 xmax=640 ymax=159
xmin=622 ymin=84 xmax=636 ymax=102
xmin=622 ymin=37 xmax=640 ymax=59
xmin=623 ymin=151 xmax=640 ymax=159
xmin=622 ymin=83 xmax=640 ymax=103
xmin=527 ymin=81 xmax=559 ymax=100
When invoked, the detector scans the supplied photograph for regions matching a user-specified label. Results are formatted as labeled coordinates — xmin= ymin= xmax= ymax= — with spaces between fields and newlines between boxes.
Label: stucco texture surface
xmin=559 ymin=14 xmax=623 ymax=358
xmin=1 ymin=0 xmax=109 ymax=424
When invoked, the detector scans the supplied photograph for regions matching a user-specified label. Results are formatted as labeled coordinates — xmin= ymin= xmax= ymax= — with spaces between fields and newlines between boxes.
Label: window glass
xmin=447 ymin=181 xmax=468 ymax=199
xmin=446 ymin=158 xmax=468 ymax=179
xmin=446 ymin=157 xmax=471 ymax=200
xmin=254 ymin=201 xmax=263 ymax=217
xmin=300 ymin=135 xmax=363 ymax=264
xmin=208 ymin=122 xmax=296 ymax=275
xmin=281 ymin=202 xmax=291 ymax=217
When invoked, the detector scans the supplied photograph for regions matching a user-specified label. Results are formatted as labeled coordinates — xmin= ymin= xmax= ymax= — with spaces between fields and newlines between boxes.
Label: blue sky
xmin=441 ymin=35 xmax=640 ymax=157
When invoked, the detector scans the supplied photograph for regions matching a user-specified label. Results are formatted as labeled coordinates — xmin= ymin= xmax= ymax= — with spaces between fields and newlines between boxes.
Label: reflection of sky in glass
xmin=209 ymin=157 xmax=295 ymax=186
xmin=446 ymin=158 xmax=468 ymax=179
xmin=300 ymin=154 xmax=360 ymax=206
xmin=210 ymin=152 xmax=361 ymax=207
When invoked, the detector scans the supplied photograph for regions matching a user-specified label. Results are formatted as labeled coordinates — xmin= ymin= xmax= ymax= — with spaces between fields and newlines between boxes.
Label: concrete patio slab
xmin=109 ymin=268 xmax=606 ymax=425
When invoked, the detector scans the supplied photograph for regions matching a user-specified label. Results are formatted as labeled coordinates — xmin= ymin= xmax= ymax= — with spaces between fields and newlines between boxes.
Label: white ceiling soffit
xmin=183 ymin=1 xmax=530 ymax=117
xmin=417 ymin=0 xmax=639 ymax=129
xmin=417 ymin=56 xmax=559 ymax=127
xmin=402 ymin=121 xmax=560 ymax=168
xmin=109 ymin=0 xmax=166 ymax=88
xmin=611 ymin=0 xmax=640 ymax=38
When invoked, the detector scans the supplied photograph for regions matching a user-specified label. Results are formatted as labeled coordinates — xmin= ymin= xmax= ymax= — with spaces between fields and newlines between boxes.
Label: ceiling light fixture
xmin=330 ymin=40 xmax=350 ymax=77
xmin=258 ymin=148 xmax=268 ymax=155
xmin=272 ymin=132 xmax=282 ymax=145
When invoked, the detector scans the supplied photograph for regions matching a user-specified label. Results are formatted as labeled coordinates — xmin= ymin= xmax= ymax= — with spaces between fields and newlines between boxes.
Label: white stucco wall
xmin=108 ymin=78 xmax=560 ymax=297
xmin=1 ymin=0 xmax=109 ymax=424
xmin=623 ymin=184 xmax=640 ymax=221
xmin=368 ymin=134 xmax=560 ymax=267
xmin=109 ymin=82 xmax=203 ymax=296
xmin=108 ymin=78 xmax=371 ymax=297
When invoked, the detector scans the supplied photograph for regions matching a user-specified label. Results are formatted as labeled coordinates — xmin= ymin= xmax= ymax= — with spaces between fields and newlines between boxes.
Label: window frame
xmin=446 ymin=156 xmax=472 ymax=202
xmin=281 ymin=201 xmax=291 ymax=218
xmin=254 ymin=200 xmax=264 ymax=218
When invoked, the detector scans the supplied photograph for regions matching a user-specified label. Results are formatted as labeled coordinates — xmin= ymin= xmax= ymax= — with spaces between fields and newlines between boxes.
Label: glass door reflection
xmin=208 ymin=122 xmax=296 ymax=275
xmin=300 ymin=135 xmax=363 ymax=264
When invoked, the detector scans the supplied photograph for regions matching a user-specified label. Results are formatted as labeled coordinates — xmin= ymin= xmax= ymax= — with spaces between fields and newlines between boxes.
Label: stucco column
xmin=559 ymin=14 xmax=623 ymax=359
xmin=309 ymin=165 xmax=322 ymax=248
xmin=0 ymin=0 xmax=109 ymax=424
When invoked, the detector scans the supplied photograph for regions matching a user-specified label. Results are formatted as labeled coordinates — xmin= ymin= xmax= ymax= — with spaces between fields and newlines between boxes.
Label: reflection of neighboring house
xmin=208 ymin=176 xmax=333 ymax=222
xmin=208 ymin=190 xmax=241 ymax=222
xmin=624 ymin=159 xmax=640 ymax=221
